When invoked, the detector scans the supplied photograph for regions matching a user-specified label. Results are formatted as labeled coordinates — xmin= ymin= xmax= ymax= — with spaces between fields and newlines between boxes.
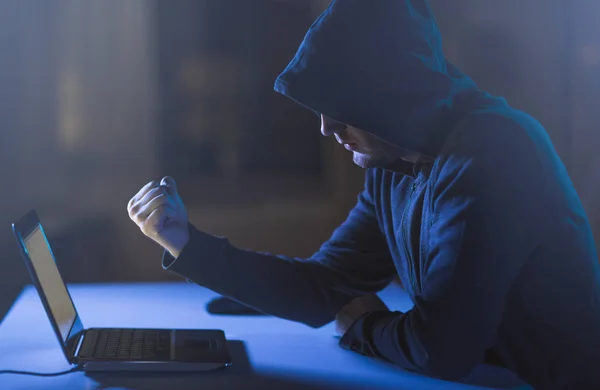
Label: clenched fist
xmin=127 ymin=176 xmax=190 ymax=258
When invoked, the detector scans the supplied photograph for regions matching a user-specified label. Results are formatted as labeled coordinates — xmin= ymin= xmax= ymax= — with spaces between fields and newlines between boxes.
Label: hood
xmin=274 ymin=0 xmax=493 ymax=157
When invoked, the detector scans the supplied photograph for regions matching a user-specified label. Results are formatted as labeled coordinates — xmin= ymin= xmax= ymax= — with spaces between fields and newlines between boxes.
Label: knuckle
xmin=146 ymin=187 xmax=158 ymax=197
xmin=151 ymin=187 xmax=166 ymax=198
xmin=155 ymin=187 xmax=167 ymax=196
xmin=151 ymin=193 xmax=166 ymax=206
xmin=130 ymin=202 xmax=141 ymax=215
xmin=134 ymin=211 xmax=146 ymax=225
xmin=159 ymin=192 xmax=170 ymax=202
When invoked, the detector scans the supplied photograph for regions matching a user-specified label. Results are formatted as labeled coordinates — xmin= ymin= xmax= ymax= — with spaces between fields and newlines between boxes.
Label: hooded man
xmin=128 ymin=1 xmax=600 ymax=388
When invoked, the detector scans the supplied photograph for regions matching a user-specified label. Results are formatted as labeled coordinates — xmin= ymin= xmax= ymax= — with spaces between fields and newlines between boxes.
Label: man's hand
xmin=128 ymin=176 xmax=190 ymax=258
xmin=335 ymin=293 xmax=389 ymax=335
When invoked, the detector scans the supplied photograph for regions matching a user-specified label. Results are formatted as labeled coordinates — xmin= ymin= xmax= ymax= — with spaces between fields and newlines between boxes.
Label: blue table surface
xmin=0 ymin=282 xmax=531 ymax=390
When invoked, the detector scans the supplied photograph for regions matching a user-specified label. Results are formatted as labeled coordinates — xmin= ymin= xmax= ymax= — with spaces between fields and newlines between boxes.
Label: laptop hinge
xmin=71 ymin=331 xmax=85 ymax=363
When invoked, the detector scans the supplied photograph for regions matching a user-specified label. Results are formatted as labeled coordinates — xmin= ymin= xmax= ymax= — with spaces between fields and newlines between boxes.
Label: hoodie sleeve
xmin=163 ymin=170 xmax=397 ymax=328
xmin=340 ymin=120 xmax=550 ymax=380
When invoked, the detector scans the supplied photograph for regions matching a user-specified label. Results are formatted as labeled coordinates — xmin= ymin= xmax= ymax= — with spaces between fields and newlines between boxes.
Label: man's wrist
xmin=339 ymin=310 xmax=399 ymax=357
xmin=163 ymin=225 xmax=191 ymax=259
xmin=167 ymin=236 xmax=189 ymax=258
xmin=339 ymin=312 xmax=377 ymax=356
xmin=168 ymin=247 xmax=182 ymax=259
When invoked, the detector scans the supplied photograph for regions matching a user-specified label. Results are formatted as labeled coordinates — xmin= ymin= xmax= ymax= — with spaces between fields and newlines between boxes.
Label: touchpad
xmin=184 ymin=339 xmax=213 ymax=349
xmin=173 ymin=330 xmax=221 ymax=362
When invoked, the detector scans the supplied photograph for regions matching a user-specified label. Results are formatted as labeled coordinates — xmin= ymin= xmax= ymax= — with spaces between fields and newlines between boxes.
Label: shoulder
xmin=447 ymin=107 xmax=551 ymax=156
xmin=439 ymin=108 xmax=550 ymax=176
xmin=431 ymin=107 xmax=552 ymax=204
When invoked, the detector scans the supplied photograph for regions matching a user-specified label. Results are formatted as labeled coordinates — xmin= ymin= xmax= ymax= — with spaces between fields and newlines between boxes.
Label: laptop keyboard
xmin=79 ymin=329 xmax=165 ymax=360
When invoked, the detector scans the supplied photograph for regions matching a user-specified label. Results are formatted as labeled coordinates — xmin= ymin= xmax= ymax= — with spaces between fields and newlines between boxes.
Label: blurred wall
xmin=0 ymin=0 xmax=160 ymax=317
xmin=569 ymin=1 xmax=600 ymax=232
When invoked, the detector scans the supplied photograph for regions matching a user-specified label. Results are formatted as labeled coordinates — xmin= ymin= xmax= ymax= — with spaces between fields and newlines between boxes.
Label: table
xmin=0 ymin=282 xmax=531 ymax=390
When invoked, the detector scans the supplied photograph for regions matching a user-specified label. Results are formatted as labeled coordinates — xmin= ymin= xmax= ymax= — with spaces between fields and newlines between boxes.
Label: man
xmin=128 ymin=1 xmax=600 ymax=388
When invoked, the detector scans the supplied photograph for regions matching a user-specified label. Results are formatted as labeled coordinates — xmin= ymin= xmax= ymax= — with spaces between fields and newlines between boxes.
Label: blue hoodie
xmin=164 ymin=1 xmax=600 ymax=388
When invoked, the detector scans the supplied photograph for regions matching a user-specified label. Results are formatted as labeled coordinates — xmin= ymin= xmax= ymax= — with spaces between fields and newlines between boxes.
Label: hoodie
xmin=163 ymin=1 xmax=600 ymax=388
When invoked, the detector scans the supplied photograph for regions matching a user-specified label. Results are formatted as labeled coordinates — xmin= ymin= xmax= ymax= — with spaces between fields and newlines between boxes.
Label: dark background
xmin=0 ymin=0 xmax=598 ymax=322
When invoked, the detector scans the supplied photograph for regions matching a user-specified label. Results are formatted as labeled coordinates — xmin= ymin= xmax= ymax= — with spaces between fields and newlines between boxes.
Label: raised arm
xmin=158 ymin=171 xmax=397 ymax=327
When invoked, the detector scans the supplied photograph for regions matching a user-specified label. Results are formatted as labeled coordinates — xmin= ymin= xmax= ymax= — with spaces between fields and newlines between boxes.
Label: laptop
xmin=12 ymin=209 xmax=232 ymax=372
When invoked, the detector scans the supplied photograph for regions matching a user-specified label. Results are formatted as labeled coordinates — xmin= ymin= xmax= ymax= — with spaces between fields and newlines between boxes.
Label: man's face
xmin=320 ymin=115 xmax=405 ymax=168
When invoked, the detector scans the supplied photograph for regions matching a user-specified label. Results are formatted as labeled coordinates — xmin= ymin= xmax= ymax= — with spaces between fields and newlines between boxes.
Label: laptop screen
xmin=20 ymin=224 xmax=77 ymax=343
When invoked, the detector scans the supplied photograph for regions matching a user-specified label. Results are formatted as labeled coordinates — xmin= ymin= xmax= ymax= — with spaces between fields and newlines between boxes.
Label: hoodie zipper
xmin=401 ymin=179 xmax=419 ymax=293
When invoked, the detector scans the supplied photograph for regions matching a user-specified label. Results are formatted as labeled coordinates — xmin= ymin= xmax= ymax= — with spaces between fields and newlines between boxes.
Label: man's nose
xmin=320 ymin=115 xmax=345 ymax=137
xmin=320 ymin=115 xmax=333 ymax=136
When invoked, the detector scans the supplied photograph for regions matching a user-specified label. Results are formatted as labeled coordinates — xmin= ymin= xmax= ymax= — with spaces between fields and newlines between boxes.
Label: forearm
xmin=341 ymin=306 xmax=499 ymax=381
xmin=163 ymin=224 xmax=354 ymax=327
xmin=340 ymin=310 xmax=459 ymax=379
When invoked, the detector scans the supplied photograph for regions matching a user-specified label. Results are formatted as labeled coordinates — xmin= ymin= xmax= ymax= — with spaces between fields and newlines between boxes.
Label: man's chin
xmin=352 ymin=152 xmax=374 ymax=169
